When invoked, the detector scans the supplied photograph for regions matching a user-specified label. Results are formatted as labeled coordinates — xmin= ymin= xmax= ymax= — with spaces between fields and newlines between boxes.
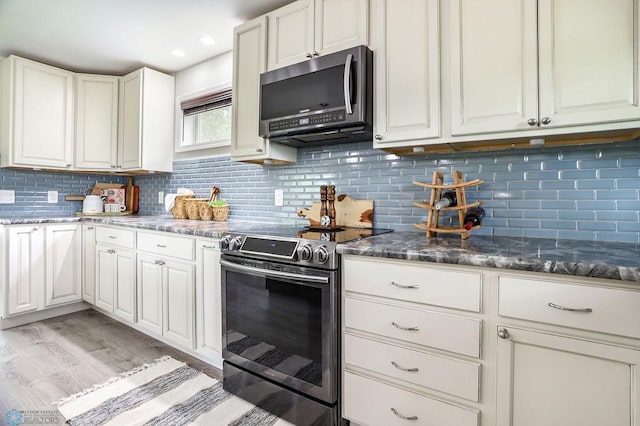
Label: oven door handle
xmin=220 ymin=259 xmax=329 ymax=284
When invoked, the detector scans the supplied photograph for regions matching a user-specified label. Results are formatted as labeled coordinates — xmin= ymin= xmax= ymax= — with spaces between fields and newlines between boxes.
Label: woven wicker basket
xmin=185 ymin=198 xmax=208 ymax=220
xmin=171 ymin=194 xmax=195 ymax=219
xmin=199 ymin=203 xmax=214 ymax=221
xmin=212 ymin=205 xmax=229 ymax=222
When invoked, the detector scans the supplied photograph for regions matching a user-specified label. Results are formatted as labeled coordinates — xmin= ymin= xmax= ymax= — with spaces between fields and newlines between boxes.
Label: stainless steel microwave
xmin=259 ymin=45 xmax=373 ymax=147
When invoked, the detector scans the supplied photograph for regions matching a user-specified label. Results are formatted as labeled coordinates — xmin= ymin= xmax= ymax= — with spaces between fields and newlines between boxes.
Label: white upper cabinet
xmin=231 ymin=16 xmax=297 ymax=164
xmin=0 ymin=55 xmax=74 ymax=169
xmin=75 ymin=74 xmax=119 ymax=170
xmin=449 ymin=0 xmax=640 ymax=136
xmin=371 ymin=0 xmax=440 ymax=146
xmin=118 ymin=68 xmax=174 ymax=172
xmin=267 ymin=0 xmax=369 ymax=70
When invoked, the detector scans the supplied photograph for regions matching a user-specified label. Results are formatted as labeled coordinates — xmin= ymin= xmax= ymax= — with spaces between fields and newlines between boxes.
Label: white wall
xmin=173 ymin=50 xmax=233 ymax=161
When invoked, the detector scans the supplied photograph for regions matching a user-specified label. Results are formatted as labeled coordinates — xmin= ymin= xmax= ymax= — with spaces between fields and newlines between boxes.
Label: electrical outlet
xmin=47 ymin=191 xmax=58 ymax=203
xmin=274 ymin=189 xmax=284 ymax=207
xmin=158 ymin=191 xmax=164 ymax=204
xmin=0 ymin=190 xmax=15 ymax=204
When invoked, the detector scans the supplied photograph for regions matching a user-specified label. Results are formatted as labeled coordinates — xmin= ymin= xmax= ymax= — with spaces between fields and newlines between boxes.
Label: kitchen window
xmin=178 ymin=87 xmax=232 ymax=151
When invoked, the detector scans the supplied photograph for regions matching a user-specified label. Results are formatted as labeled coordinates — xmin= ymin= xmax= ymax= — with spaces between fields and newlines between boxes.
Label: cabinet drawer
xmin=499 ymin=276 xmax=640 ymax=339
xmin=345 ymin=297 xmax=481 ymax=358
xmin=95 ymin=226 xmax=134 ymax=249
xmin=137 ymin=232 xmax=194 ymax=261
xmin=344 ymin=372 xmax=479 ymax=426
xmin=344 ymin=334 xmax=480 ymax=402
xmin=344 ymin=257 xmax=482 ymax=312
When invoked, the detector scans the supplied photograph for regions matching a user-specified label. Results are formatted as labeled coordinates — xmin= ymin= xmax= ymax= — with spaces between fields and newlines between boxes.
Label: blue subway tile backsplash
xmin=0 ymin=140 xmax=637 ymax=243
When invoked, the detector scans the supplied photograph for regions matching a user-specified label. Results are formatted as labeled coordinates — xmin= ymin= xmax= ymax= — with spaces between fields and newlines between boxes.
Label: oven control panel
xmin=219 ymin=233 xmax=337 ymax=270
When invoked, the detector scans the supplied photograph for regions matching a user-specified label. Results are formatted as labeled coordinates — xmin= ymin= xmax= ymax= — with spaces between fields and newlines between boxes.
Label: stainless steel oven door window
xmin=221 ymin=256 xmax=338 ymax=404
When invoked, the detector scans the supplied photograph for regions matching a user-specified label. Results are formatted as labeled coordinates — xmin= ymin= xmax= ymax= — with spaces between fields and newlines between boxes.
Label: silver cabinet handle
xmin=306 ymin=52 xmax=313 ymax=58
xmin=66 ymin=163 xmax=72 ymax=167
xmin=202 ymin=245 xmax=215 ymax=249
xmin=343 ymin=53 xmax=353 ymax=115
xmin=108 ymin=235 xmax=117 ymax=239
xmin=110 ymin=165 xmax=116 ymax=168
xmin=527 ymin=118 xmax=538 ymax=126
xmin=32 ymin=227 xmax=39 ymax=231
xmin=312 ymin=51 xmax=319 ymax=57
xmin=391 ymin=361 xmax=419 ymax=372
xmin=156 ymin=244 xmax=167 ymax=248
xmin=392 ymin=322 xmax=419 ymax=331
xmin=86 ymin=226 xmax=94 ymax=230
xmin=155 ymin=259 xmax=165 ymax=266
xmin=256 ymin=147 xmax=263 ymax=153
xmin=390 ymin=408 xmax=418 ymax=421
xmin=540 ymin=116 xmax=551 ymax=125
xmin=391 ymin=281 xmax=419 ymax=289
xmin=498 ymin=328 xmax=510 ymax=339
xmin=107 ymin=249 xmax=116 ymax=254
xmin=548 ymin=302 xmax=592 ymax=313
xmin=374 ymin=135 xmax=383 ymax=141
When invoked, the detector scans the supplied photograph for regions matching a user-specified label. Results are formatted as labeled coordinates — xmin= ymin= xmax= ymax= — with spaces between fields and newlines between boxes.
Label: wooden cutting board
xmin=297 ymin=195 xmax=373 ymax=228
xmin=125 ymin=177 xmax=140 ymax=214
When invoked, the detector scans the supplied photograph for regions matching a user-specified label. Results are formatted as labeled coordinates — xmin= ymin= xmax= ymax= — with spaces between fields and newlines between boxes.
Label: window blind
xmin=181 ymin=88 xmax=232 ymax=116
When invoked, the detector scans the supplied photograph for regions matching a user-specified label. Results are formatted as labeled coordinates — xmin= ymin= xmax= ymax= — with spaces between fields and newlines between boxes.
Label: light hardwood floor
xmin=0 ymin=310 xmax=222 ymax=416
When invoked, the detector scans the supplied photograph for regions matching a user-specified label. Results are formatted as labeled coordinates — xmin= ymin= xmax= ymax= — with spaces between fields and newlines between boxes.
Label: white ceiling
xmin=0 ymin=0 xmax=294 ymax=75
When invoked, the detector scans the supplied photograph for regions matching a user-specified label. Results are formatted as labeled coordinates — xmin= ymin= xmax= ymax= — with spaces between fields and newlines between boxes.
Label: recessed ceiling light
xmin=171 ymin=49 xmax=186 ymax=57
xmin=199 ymin=35 xmax=216 ymax=45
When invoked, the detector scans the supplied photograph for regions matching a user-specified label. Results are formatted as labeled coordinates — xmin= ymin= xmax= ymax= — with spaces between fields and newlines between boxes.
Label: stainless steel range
xmin=219 ymin=226 xmax=391 ymax=426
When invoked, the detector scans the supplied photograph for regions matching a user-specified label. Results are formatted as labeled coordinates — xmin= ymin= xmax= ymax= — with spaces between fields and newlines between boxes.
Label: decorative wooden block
xmin=297 ymin=195 xmax=373 ymax=228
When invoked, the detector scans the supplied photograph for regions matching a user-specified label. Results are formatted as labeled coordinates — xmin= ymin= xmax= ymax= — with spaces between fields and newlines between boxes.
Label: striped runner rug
xmin=54 ymin=356 xmax=295 ymax=426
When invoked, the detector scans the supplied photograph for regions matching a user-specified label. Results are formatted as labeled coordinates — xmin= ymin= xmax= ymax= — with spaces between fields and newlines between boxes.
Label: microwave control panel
xmin=269 ymin=110 xmax=345 ymax=132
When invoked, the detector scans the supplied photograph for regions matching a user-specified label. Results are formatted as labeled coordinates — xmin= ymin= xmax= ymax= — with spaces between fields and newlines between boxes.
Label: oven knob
xmin=313 ymin=245 xmax=330 ymax=264
xmin=297 ymin=244 xmax=313 ymax=261
xmin=229 ymin=236 xmax=243 ymax=251
xmin=220 ymin=235 xmax=232 ymax=250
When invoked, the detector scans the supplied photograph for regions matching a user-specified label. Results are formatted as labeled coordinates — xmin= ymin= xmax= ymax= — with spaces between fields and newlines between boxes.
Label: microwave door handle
xmin=343 ymin=53 xmax=353 ymax=115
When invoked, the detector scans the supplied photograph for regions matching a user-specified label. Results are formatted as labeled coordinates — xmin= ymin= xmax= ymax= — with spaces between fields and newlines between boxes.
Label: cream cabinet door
xmin=267 ymin=0 xmax=315 ymax=70
xmin=371 ymin=0 xmax=440 ymax=146
xmin=537 ymin=0 xmax=640 ymax=128
xmin=95 ymin=244 xmax=116 ymax=313
xmin=7 ymin=56 xmax=74 ymax=168
xmin=448 ymin=0 xmax=538 ymax=135
xmin=82 ymin=225 xmax=96 ymax=304
xmin=231 ymin=17 xmax=268 ymax=158
xmin=113 ymin=248 xmax=136 ymax=323
xmin=163 ymin=259 xmax=195 ymax=349
xmin=6 ymin=226 xmax=44 ymax=315
xmin=315 ymin=0 xmax=368 ymax=57
xmin=45 ymin=224 xmax=81 ymax=307
xmin=195 ymin=240 xmax=222 ymax=365
xmin=75 ymin=74 xmax=119 ymax=170
xmin=137 ymin=253 xmax=164 ymax=335
xmin=496 ymin=326 xmax=640 ymax=426
xmin=118 ymin=70 xmax=142 ymax=170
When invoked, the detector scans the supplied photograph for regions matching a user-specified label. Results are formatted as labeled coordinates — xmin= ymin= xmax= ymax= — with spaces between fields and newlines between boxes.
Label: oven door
xmin=220 ymin=255 xmax=338 ymax=404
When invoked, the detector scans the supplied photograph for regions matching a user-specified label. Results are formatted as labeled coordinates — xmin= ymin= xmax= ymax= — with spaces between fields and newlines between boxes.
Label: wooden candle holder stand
xmin=413 ymin=170 xmax=484 ymax=240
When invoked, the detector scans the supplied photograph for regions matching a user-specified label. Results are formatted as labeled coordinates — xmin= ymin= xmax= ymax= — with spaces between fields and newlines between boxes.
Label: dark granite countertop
xmin=0 ymin=215 xmax=271 ymax=239
xmin=336 ymin=231 xmax=640 ymax=283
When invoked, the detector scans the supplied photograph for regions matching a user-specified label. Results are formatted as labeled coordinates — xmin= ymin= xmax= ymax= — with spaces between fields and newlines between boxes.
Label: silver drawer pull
xmin=202 ymin=245 xmax=215 ymax=249
xmin=390 ymin=407 xmax=418 ymax=421
xmin=392 ymin=322 xmax=419 ymax=331
xmin=391 ymin=281 xmax=419 ymax=289
xmin=156 ymin=244 xmax=167 ymax=248
xmin=548 ymin=302 xmax=592 ymax=313
xmin=391 ymin=361 xmax=419 ymax=372
xmin=108 ymin=235 xmax=117 ymax=239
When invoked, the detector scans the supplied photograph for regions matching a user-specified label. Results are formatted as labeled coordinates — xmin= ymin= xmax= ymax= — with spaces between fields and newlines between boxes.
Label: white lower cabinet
xmin=137 ymin=231 xmax=195 ymax=350
xmin=95 ymin=243 xmax=136 ymax=322
xmin=496 ymin=326 xmax=640 ymax=426
xmin=195 ymin=239 xmax=222 ymax=366
xmin=45 ymin=224 xmax=82 ymax=306
xmin=5 ymin=225 xmax=45 ymax=315
xmin=342 ymin=256 xmax=484 ymax=425
xmin=3 ymin=224 xmax=82 ymax=317
xmin=81 ymin=224 xmax=96 ymax=304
